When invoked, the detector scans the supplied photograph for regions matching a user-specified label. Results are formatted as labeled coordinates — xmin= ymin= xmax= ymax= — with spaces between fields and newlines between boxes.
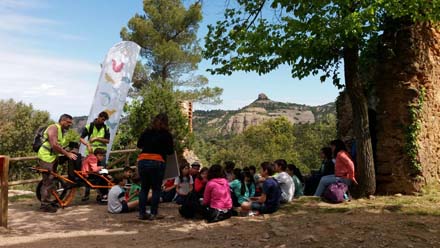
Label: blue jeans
xmin=138 ymin=160 xmax=165 ymax=216
xmin=313 ymin=175 xmax=352 ymax=197
xmin=251 ymin=202 xmax=278 ymax=214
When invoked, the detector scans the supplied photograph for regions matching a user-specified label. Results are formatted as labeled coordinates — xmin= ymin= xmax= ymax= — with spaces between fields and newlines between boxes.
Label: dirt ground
xmin=1 ymin=192 xmax=440 ymax=248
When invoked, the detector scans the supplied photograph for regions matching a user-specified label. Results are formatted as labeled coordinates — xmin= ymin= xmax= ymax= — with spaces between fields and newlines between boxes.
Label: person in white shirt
xmin=274 ymin=159 xmax=295 ymax=203
xmin=174 ymin=164 xmax=194 ymax=204
xmin=108 ymin=175 xmax=138 ymax=214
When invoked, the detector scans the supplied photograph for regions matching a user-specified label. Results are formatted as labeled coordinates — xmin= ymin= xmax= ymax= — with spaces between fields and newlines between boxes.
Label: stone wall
xmin=416 ymin=26 xmax=440 ymax=186
xmin=375 ymin=22 xmax=440 ymax=194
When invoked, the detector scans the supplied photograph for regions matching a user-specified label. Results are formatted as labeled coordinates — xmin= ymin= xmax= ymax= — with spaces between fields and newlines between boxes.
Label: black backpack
xmin=178 ymin=192 xmax=201 ymax=219
xmin=86 ymin=122 xmax=95 ymax=138
xmin=85 ymin=122 xmax=108 ymax=138
xmin=32 ymin=126 xmax=48 ymax=152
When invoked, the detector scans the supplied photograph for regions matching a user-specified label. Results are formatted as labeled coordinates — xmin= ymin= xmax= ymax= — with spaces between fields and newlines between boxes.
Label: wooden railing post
xmin=6 ymin=148 xmax=138 ymax=186
xmin=0 ymin=155 xmax=10 ymax=228
xmin=125 ymin=153 xmax=130 ymax=167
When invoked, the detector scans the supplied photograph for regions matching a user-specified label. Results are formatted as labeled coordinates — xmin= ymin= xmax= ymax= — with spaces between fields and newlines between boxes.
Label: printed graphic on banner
xmin=80 ymin=41 xmax=141 ymax=159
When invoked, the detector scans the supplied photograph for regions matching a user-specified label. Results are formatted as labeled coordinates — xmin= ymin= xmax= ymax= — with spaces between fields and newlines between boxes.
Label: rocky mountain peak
xmin=193 ymin=97 xmax=335 ymax=136
xmin=257 ymin=93 xmax=269 ymax=101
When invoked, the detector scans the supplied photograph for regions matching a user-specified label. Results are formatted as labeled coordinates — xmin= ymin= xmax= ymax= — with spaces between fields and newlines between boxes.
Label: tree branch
xmin=245 ymin=0 xmax=267 ymax=30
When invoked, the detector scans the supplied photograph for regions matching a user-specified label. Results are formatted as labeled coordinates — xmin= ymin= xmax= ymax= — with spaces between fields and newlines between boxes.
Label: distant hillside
xmin=193 ymin=93 xmax=335 ymax=138
xmin=71 ymin=116 xmax=88 ymax=134
xmin=72 ymin=93 xmax=336 ymax=138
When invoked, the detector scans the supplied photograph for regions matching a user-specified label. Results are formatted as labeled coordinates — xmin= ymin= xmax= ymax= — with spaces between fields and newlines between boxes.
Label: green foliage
xmin=64 ymin=129 xmax=80 ymax=145
xmin=121 ymin=0 xmax=222 ymax=104
xmin=405 ymin=87 xmax=425 ymax=175
xmin=194 ymin=116 xmax=336 ymax=173
xmin=294 ymin=114 xmax=337 ymax=171
xmin=203 ymin=0 xmax=440 ymax=195
xmin=116 ymin=80 xmax=191 ymax=152
xmin=204 ymin=1 xmax=439 ymax=85
xmin=0 ymin=99 xmax=51 ymax=156
xmin=211 ymin=117 xmax=300 ymax=168
xmin=204 ymin=1 xmax=376 ymax=86
xmin=0 ymin=99 xmax=51 ymax=181
xmin=116 ymin=0 xmax=223 ymax=154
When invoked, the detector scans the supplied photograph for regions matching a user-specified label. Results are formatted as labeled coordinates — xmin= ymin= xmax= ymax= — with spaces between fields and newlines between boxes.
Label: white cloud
xmin=0 ymin=13 xmax=56 ymax=33
xmin=0 ymin=44 xmax=100 ymax=118
xmin=0 ymin=0 xmax=85 ymax=42
xmin=0 ymin=0 xmax=47 ymax=10
xmin=0 ymin=0 xmax=98 ymax=119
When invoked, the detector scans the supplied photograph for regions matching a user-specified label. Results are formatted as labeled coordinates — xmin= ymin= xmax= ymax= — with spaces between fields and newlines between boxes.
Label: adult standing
xmin=137 ymin=113 xmax=174 ymax=220
xmin=314 ymin=139 xmax=357 ymax=197
xmin=37 ymin=114 xmax=78 ymax=213
xmin=80 ymin=111 xmax=110 ymax=156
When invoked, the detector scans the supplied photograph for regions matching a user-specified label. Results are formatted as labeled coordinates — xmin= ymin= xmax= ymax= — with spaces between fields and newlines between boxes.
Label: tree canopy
xmin=204 ymin=1 xmax=439 ymax=84
xmin=115 ymin=80 xmax=191 ymax=152
xmin=203 ymin=0 xmax=440 ymax=196
xmin=121 ymin=0 xmax=222 ymax=104
xmin=0 ymin=99 xmax=51 ymax=180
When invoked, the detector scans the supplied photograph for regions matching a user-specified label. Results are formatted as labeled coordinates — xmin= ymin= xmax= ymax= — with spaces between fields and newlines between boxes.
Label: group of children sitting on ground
xmin=83 ymin=139 xmax=356 ymax=223
xmin=102 ymin=159 xmax=305 ymax=223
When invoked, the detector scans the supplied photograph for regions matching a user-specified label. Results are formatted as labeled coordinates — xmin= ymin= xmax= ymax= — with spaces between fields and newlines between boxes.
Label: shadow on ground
xmin=1 ymin=194 xmax=440 ymax=248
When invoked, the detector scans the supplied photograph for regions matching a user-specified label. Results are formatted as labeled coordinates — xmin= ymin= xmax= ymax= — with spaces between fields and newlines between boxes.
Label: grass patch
xmin=10 ymin=184 xmax=37 ymax=192
xmin=405 ymin=221 xmax=428 ymax=228
xmin=383 ymin=205 xmax=403 ymax=212
xmin=8 ymin=194 xmax=35 ymax=202
xmin=316 ymin=206 xmax=352 ymax=213
xmin=280 ymin=190 xmax=440 ymax=217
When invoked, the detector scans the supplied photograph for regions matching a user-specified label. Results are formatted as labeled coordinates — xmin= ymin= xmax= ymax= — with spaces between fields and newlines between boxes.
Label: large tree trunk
xmin=343 ymin=44 xmax=376 ymax=197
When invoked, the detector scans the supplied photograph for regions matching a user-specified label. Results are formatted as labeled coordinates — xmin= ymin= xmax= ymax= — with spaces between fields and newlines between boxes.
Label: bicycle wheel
xmin=35 ymin=178 xmax=75 ymax=205
xmin=36 ymin=180 xmax=43 ymax=201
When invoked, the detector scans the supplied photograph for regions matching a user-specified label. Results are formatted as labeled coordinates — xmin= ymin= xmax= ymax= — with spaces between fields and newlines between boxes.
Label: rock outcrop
xmin=194 ymin=93 xmax=335 ymax=136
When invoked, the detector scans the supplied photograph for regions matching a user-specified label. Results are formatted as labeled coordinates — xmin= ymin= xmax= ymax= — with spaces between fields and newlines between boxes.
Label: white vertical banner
xmin=80 ymin=41 xmax=141 ymax=159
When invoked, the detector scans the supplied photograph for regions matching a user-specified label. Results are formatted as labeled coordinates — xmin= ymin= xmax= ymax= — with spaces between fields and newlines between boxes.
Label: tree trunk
xmin=343 ymin=44 xmax=376 ymax=197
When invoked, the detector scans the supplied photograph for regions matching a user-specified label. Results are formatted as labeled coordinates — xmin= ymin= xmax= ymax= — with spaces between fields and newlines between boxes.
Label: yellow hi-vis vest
xmin=37 ymin=124 xmax=67 ymax=163
xmin=85 ymin=123 xmax=108 ymax=154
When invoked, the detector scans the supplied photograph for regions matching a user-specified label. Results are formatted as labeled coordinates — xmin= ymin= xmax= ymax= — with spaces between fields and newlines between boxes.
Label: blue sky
xmin=0 ymin=0 xmax=340 ymax=119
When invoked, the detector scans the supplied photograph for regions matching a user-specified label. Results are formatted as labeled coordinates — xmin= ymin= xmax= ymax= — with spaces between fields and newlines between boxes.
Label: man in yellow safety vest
xmin=37 ymin=114 xmax=78 ymax=213
xmin=80 ymin=111 xmax=110 ymax=156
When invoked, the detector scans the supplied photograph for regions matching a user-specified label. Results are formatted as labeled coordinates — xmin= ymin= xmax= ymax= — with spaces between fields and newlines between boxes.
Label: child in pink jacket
xmin=203 ymin=164 xmax=233 ymax=223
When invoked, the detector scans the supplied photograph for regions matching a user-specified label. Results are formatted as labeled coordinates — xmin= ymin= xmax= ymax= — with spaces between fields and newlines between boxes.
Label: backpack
xmin=322 ymin=182 xmax=348 ymax=203
xmin=178 ymin=192 xmax=200 ymax=219
xmin=32 ymin=126 xmax=48 ymax=152
xmin=85 ymin=122 xmax=95 ymax=138
xmin=85 ymin=122 xmax=108 ymax=139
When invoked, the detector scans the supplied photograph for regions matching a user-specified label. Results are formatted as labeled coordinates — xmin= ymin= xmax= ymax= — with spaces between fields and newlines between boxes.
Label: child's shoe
xmin=248 ymin=211 xmax=259 ymax=216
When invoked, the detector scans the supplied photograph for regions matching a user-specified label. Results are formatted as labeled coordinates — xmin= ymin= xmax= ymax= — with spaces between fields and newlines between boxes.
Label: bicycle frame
xmin=32 ymin=167 xmax=114 ymax=208
xmin=32 ymin=167 xmax=77 ymax=208
xmin=73 ymin=170 xmax=114 ymax=189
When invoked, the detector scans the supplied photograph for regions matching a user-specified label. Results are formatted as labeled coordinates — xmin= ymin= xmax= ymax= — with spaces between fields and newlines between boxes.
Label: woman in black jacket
xmin=137 ymin=113 xmax=174 ymax=220
xmin=304 ymin=147 xmax=335 ymax=195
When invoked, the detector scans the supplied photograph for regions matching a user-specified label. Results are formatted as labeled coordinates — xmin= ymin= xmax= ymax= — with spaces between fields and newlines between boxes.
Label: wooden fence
xmin=0 ymin=156 xmax=9 ymax=228
xmin=0 ymin=149 xmax=137 ymax=229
